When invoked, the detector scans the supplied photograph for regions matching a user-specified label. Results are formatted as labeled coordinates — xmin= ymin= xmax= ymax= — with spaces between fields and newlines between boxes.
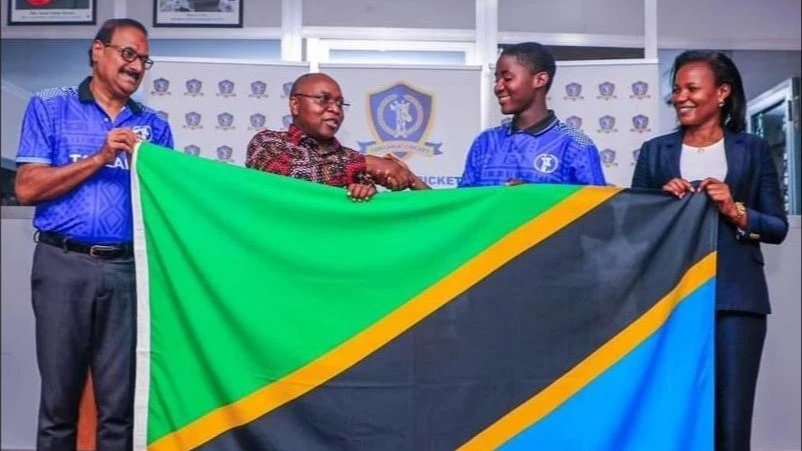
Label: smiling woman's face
xmin=672 ymin=61 xmax=731 ymax=129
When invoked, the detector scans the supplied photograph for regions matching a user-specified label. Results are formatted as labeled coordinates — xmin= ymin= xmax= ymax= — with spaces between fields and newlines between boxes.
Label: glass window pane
xmin=150 ymin=39 xmax=281 ymax=60
xmin=329 ymin=49 xmax=467 ymax=65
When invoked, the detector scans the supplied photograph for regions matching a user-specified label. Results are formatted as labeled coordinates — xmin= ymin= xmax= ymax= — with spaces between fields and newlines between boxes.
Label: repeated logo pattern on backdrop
xmin=489 ymin=62 xmax=660 ymax=187
xmin=144 ymin=61 xmax=659 ymax=188
xmin=144 ymin=62 xmax=310 ymax=165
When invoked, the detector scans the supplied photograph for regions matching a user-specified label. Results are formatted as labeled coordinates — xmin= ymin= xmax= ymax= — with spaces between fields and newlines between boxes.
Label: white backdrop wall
xmin=322 ymin=64 xmax=481 ymax=189
xmin=488 ymin=59 xmax=661 ymax=187
xmin=143 ymin=59 xmax=310 ymax=165
xmin=143 ymin=60 xmax=659 ymax=188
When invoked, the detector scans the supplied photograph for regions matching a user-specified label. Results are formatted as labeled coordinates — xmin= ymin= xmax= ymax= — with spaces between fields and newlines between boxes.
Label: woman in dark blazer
xmin=632 ymin=51 xmax=788 ymax=450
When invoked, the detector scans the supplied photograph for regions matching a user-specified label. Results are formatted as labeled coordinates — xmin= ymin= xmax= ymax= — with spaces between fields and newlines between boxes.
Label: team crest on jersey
xmin=216 ymin=145 xmax=234 ymax=163
xmin=358 ymin=82 xmax=442 ymax=159
xmin=534 ymin=153 xmax=559 ymax=174
xmin=564 ymin=82 xmax=584 ymax=101
xmin=248 ymin=113 xmax=267 ymax=131
xmin=132 ymin=126 xmax=152 ymax=141
xmin=184 ymin=79 xmax=203 ymax=97
xmin=565 ymin=115 xmax=583 ymax=130
xmin=217 ymin=80 xmax=236 ymax=98
xmin=597 ymin=115 xmax=617 ymax=133
xmin=599 ymin=148 xmax=618 ymax=167
xmin=281 ymin=81 xmax=293 ymax=97
xmin=183 ymin=111 xmax=203 ymax=130
xmin=631 ymin=114 xmax=651 ymax=133
xmin=630 ymin=81 xmax=650 ymax=99
xmin=184 ymin=145 xmax=200 ymax=156
xmin=597 ymin=81 xmax=617 ymax=100
xmin=216 ymin=112 xmax=235 ymax=130
xmin=631 ymin=148 xmax=641 ymax=165
xmin=282 ymin=114 xmax=292 ymax=130
xmin=249 ymin=81 xmax=268 ymax=98
xmin=151 ymin=78 xmax=171 ymax=96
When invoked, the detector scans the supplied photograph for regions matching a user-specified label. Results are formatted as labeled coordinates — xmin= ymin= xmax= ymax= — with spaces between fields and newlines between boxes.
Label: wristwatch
xmin=734 ymin=202 xmax=746 ymax=221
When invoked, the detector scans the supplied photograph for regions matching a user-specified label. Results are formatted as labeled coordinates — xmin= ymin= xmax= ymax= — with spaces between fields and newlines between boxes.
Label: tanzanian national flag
xmin=132 ymin=142 xmax=717 ymax=451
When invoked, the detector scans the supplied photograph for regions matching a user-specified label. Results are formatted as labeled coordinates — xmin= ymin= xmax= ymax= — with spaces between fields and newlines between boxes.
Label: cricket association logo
xmin=599 ymin=148 xmax=618 ymax=167
xmin=597 ymin=115 xmax=618 ymax=133
xmin=217 ymin=80 xmax=236 ymax=98
xmin=630 ymin=81 xmax=651 ymax=99
xmin=564 ymin=82 xmax=584 ymax=101
xmin=358 ymin=82 xmax=442 ymax=159
xmin=281 ymin=81 xmax=293 ymax=98
xmin=597 ymin=81 xmax=617 ymax=100
xmin=216 ymin=145 xmax=234 ymax=163
xmin=565 ymin=115 xmax=583 ymax=130
xmin=184 ymin=145 xmax=200 ymax=156
xmin=249 ymin=81 xmax=268 ymax=98
xmin=151 ymin=78 xmax=171 ymax=96
xmin=184 ymin=78 xmax=203 ymax=97
xmin=248 ymin=113 xmax=267 ymax=131
xmin=632 ymin=148 xmax=641 ymax=165
xmin=631 ymin=114 xmax=652 ymax=133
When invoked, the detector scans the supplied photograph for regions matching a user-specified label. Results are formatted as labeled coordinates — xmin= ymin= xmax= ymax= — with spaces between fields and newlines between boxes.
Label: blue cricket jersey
xmin=16 ymin=77 xmax=174 ymax=244
xmin=459 ymin=112 xmax=606 ymax=187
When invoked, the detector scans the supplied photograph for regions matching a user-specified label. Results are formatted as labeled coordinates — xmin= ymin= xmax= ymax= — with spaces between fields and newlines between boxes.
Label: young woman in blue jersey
xmin=459 ymin=42 xmax=606 ymax=187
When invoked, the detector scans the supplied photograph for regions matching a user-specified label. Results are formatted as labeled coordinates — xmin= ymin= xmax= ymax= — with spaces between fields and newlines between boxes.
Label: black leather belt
xmin=35 ymin=231 xmax=134 ymax=259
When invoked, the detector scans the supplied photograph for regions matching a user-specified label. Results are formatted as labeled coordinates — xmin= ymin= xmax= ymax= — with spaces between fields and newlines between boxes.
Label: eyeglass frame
xmin=101 ymin=42 xmax=154 ymax=70
xmin=293 ymin=93 xmax=350 ymax=110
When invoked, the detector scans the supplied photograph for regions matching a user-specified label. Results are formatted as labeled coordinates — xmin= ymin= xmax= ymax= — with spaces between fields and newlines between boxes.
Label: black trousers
xmin=31 ymin=242 xmax=136 ymax=451
xmin=716 ymin=310 xmax=767 ymax=451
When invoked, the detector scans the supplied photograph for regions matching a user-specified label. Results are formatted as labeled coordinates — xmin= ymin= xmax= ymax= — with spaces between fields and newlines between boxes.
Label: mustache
xmin=120 ymin=68 xmax=141 ymax=81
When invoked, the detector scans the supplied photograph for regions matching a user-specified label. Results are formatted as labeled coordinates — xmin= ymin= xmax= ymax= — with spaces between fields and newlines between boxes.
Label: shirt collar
xmin=78 ymin=76 xmax=143 ymax=114
xmin=287 ymin=123 xmax=343 ymax=151
xmin=509 ymin=109 xmax=558 ymax=136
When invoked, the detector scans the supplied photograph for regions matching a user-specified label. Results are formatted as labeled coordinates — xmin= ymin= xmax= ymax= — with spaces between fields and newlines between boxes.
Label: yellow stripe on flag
xmin=458 ymin=251 xmax=717 ymax=451
xmin=149 ymin=186 xmax=621 ymax=451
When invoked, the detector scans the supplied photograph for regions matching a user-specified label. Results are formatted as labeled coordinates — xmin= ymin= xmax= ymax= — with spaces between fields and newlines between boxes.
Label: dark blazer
xmin=632 ymin=130 xmax=789 ymax=314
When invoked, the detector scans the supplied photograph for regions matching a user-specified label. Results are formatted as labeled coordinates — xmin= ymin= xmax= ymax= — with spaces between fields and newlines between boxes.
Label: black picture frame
xmin=8 ymin=0 xmax=96 ymax=26
xmin=153 ymin=0 xmax=243 ymax=28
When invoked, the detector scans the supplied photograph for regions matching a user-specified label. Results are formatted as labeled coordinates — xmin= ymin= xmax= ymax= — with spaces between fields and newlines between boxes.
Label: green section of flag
xmin=135 ymin=143 xmax=581 ymax=443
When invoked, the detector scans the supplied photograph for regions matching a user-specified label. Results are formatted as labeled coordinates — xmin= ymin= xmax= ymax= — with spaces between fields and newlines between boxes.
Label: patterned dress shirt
xmin=246 ymin=124 xmax=371 ymax=187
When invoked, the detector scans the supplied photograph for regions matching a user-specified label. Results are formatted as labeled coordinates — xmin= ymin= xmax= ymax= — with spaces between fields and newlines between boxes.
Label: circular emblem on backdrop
xmin=376 ymin=94 xmax=425 ymax=139
xmin=534 ymin=154 xmax=559 ymax=174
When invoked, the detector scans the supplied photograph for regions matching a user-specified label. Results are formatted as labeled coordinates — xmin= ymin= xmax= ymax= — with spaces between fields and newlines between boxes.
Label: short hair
xmin=289 ymin=73 xmax=334 ymax=96
xmin=671 ymin=50 xmax=747 ymax=133
xmin=88 ymin=18 xmax=149 ymax=67
xmin=499 ymin=42 xmax=557 ymax=92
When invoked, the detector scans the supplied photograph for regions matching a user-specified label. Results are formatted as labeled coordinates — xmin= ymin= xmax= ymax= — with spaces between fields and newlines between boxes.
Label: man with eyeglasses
xmin=246 ymin=73 xmax=424 ymax=201
xmin=14 ymin=18 xmax=172 ymax=450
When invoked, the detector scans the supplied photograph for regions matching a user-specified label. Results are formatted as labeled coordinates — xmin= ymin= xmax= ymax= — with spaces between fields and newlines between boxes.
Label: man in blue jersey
xmin=14 ymin=18 xmax=172 ymax=450
xmin=459 ymin=42 xmax=606 ymax=187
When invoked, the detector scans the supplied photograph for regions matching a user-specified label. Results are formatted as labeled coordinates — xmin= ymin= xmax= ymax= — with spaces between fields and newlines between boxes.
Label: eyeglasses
xmin=294 ymin=93 xmax=350 ymax=110
xmin=103 ymin=43 xmax=154 ymax=70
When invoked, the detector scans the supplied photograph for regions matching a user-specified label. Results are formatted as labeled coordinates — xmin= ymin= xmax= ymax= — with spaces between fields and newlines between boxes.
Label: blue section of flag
xmin=501 ymin=279 xmax=715 ymax=451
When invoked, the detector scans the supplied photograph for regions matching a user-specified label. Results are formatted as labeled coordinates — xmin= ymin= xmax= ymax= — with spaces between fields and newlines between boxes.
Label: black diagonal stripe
xmin=197 ymin=191 xmax=717 ymax=451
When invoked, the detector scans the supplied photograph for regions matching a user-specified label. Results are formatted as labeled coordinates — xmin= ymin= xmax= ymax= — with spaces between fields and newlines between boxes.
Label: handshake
xmin=366 ymin=154 xmax=430 ymax=191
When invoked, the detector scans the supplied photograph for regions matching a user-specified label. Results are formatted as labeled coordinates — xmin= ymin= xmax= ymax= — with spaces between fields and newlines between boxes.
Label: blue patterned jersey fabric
xmin=16 ymin=77 xmax=174 ymax=244
xmin=458 ymin=114 xmax=606 ymax=188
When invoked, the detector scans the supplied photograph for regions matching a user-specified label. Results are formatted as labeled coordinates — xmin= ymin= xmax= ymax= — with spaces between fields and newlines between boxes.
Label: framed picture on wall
xmin=8 ymin=0 xmax=96 ymax=25
xmin=154 ymin=0 xmax=243 ymax=28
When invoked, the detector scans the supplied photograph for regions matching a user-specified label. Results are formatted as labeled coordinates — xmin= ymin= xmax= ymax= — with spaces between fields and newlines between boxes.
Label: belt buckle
xmin=89 ymin=245 xmax=118 ymax=258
